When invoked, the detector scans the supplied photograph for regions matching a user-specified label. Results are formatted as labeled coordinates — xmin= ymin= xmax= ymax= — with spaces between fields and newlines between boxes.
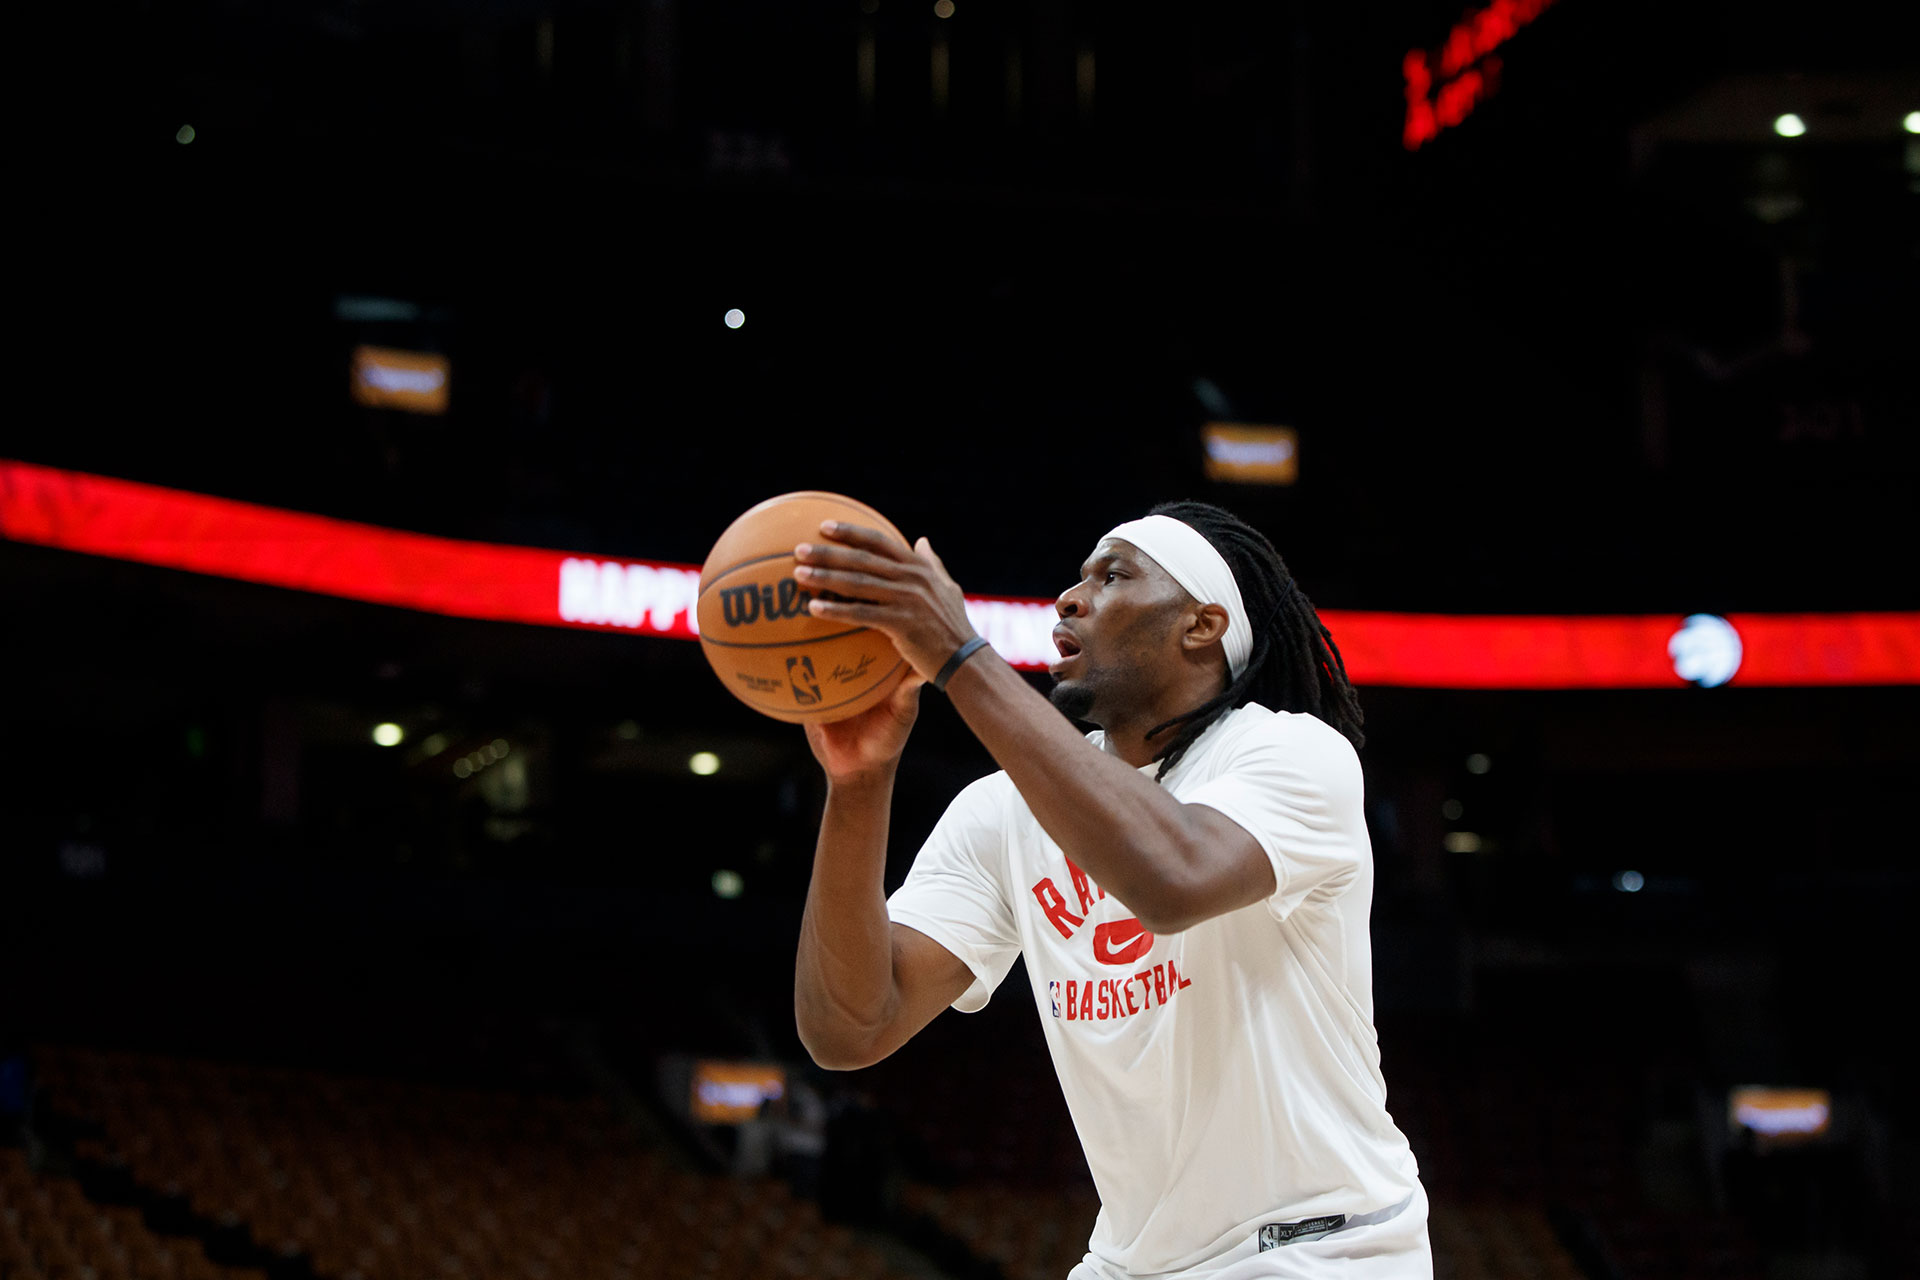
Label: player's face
xmin=1047 ymin=539 xmax=1193 ymax=725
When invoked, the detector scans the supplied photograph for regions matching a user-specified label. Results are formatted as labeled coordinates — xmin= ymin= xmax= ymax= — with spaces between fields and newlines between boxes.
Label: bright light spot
xmin=176 ymin=125 xmax=195 ymax=145
xmin=421 ymin=733 xmax=449 ymax=757
xmin=468 ymin=752 xmax=487 ymax=769
xmin=490 ymin=738 xmax=510 ymax=759
xmin=724 ymin=309 xmax=746 ymax=329
xmin=1774 ymin=113 xmax=1806 ymax=138
xmin=712 ymin=869 xmax=745 ymax=899
xmin=372 ymin=723 xmax=404 ymax=747
xmin=1465 ymin=753 xmax=1491 ymax=775
xmin=1904 ymin=111 xmax=1920 ymax=135
xmin=1444 ymin=831 xmax=1483 ymax=854
xmin=1614 ymin=869 xmax=1646 ymax=893
xmin=1734 ymin=1094 xmax=1829 ymax=1136
xmin=1441 ymin=799 xmax=1464 ymax=821
xmin=1669 ymin=614 xmax=1743 ymax=687
xmin=453 ymin=758 xmax=473 ymax=778
xmin=933 ymin=0 xmax=954 ymax=16
xmin=689 ymin=751 xmax=722 ymax=776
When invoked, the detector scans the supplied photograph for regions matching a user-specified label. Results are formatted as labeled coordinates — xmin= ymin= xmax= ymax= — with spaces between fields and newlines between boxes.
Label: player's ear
xmin=1182 ymin=603 xmax=1230 ymax=651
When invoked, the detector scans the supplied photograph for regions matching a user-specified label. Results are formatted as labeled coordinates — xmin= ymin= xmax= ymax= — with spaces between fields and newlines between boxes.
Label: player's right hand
xmin=804 ymin=671 xmax=926 ymax=786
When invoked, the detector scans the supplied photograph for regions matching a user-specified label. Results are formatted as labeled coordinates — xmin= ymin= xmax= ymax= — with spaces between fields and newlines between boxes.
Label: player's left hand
xmin=794 ymin=522 xmax=979 ymax=683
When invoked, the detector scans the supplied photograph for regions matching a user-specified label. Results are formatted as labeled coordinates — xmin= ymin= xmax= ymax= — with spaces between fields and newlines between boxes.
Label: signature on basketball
xmin=829 ymin=653 xmax=876 ymax=685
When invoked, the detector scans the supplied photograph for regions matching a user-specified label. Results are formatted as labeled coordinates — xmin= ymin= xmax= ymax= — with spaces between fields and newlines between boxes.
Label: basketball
xmin=696 ymin=492 xmax=911 ymax=724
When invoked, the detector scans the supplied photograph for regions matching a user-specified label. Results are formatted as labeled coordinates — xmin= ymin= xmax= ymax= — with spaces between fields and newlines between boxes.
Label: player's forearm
xmin=794 ymin=774 xmax=903 ymax=1069
xmin=942 ymin=653 xmax=1213 ymax=930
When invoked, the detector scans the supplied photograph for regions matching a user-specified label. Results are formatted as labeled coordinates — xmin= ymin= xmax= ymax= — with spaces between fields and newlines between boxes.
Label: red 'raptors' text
xmin=1048 ymin=962 xmax=1193 ymax=1022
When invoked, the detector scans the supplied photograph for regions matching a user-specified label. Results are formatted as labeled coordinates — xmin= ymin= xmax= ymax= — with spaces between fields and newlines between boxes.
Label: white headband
xmin=1102 ymin=514 xmax=1253 ymax=678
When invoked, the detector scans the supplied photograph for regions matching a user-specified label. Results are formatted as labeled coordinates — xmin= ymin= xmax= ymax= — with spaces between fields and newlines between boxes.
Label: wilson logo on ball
xmin=719 ymin=580 xmax=814 ymax=627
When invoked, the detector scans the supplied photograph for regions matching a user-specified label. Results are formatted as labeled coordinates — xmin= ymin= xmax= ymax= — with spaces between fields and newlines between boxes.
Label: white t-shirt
xmin=887 ymin=703 xmax=1422 ymax=1278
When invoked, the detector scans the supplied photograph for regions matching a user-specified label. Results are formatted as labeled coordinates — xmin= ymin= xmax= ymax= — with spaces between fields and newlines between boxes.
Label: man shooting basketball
xmin=790 ymin=502 xmax=1431 ymax=1279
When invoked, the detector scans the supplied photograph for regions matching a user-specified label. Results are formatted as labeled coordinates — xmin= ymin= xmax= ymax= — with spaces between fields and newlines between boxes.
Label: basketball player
xmin=789 ymin=502 xmax=1431 ymax=1279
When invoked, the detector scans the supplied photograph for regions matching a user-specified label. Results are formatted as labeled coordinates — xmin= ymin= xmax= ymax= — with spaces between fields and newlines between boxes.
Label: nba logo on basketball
xmin=1048 ymin=981 xmax=1062 ymax=1017
xmin=787 ymin=655 xmax=821 ymax=705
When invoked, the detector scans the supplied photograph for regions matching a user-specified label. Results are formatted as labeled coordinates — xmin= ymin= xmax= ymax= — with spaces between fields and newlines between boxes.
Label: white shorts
xmin=1066 ymin=1181 xmax=1433 ymax=1280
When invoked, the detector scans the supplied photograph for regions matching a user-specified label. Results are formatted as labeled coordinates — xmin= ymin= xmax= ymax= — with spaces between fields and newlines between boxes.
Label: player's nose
xmin=1055 ymin=582 xmax=1087 ymax=618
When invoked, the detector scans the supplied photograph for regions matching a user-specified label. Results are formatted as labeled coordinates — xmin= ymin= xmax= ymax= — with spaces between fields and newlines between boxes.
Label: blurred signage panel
xmin=351 ymin=345 xmax=450 ymax=414
xmin=5 ymin=460 xmax=1920 ymax=688
xmin=1729 ymin=1087 xmax=1831 ymax=1147
xmin=690 ymin=1061 xmax=786 ymax=1125
xmin=1202 ymin=424 xmax=1298 ymax=485
xmin=963 ymin=595 xmax=1062 ymax=668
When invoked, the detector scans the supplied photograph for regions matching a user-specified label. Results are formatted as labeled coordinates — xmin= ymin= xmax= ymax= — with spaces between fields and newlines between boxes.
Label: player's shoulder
xmin=964 ymin=728 xmax=1109 ymax=818
xmin=1218 ymin=701 xmax=1351 ymax=749
xmin=1210 ymin=704 xmax=1362 ymax=782
xmin=949 ymin=766 xmax=1022 ymax=817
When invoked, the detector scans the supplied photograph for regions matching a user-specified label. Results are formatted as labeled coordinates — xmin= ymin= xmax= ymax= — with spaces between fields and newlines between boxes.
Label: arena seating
xmin=18 ymin=1028 xmax=1776 ymax=1280
xmin=27 ymin=1046 xmax=925 ymax=1280
xmin=1 ymin=1145 xmax=269 ymax=1280
xmin=899 ymin=1181 xmax=1099 ymax=1280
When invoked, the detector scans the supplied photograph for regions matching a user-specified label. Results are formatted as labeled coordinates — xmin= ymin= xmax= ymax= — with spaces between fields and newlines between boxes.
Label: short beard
xmin=1048 ymin=680 xmax=1097 ymax=723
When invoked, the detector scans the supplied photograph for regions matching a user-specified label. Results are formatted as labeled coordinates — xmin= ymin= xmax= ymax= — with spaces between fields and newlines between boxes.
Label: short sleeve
xmin=887 ymin=775 xmax=1024 ymax=1012
xmin=1179 ymin=714 xmax=1366 ymax=922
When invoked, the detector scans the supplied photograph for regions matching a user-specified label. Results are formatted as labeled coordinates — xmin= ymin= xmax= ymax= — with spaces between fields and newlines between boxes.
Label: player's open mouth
xmin=1048 ymin=628 xmax=1083 ymax=675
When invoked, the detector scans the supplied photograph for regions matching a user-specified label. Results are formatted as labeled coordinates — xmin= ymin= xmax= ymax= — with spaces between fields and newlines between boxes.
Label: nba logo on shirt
xmin=1048 ymin=981 xmax=1062 ymax=1017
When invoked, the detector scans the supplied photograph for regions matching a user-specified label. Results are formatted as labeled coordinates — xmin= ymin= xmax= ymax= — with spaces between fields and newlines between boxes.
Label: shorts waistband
xmin=1255 ymin=1190 xmax=1416 ymax=1251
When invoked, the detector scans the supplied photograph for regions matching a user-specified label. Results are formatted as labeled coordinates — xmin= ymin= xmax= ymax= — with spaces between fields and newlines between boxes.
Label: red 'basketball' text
xmin=1048 ymin=961 xmax=1194 ymax=1023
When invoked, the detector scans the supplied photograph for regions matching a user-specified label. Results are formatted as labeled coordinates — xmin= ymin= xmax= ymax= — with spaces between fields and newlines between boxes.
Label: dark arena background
xmin=5 ymin=2 xmax=1919 ymax=1278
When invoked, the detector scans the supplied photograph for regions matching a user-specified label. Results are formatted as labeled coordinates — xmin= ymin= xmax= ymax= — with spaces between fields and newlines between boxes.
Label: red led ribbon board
xmin=1323 ymin=610 xmax=1920 ymax=689
xmin=1403 ymin=0 xmax=1558 ymax=150
xmin=4 ymin=459 xmax=1918 ymax=688
xmin=0 ymin=459 xmax=637 ymax=635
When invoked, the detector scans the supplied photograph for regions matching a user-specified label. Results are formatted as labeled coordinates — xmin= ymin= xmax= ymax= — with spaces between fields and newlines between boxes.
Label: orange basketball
xmin=697 ymin=492 xmax=911 ymax=724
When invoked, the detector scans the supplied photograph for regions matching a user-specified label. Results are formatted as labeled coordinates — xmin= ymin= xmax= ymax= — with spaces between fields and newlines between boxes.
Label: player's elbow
xmin=797 ymin=1024 xmax=883 ymax=1072
xmin=1132 ymin=899 xmax=1205 ymax=937
xmin=794 ymin=993 xmax=888 ymax=1071
xmin=1128 ymin=846 xmax=1263 ymax=936
xmin=1126 ymin=875 xmax=1208 ymax=936
xmin=806 ymin=1046 xmax=880 ymax=1072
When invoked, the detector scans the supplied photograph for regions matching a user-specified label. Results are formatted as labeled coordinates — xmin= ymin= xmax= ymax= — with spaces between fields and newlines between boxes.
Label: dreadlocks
xmin=1140 ymin=501 xmax=1365 ymax=780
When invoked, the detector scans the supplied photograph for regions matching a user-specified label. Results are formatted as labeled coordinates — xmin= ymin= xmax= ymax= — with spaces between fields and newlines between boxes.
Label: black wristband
xmin=932 ymin=636 xmax=991 ymax=692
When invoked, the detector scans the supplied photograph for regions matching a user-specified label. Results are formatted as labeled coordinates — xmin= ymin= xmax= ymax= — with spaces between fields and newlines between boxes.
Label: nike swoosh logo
xmin=1091 ymin=918 xmax=1155 ymax=966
